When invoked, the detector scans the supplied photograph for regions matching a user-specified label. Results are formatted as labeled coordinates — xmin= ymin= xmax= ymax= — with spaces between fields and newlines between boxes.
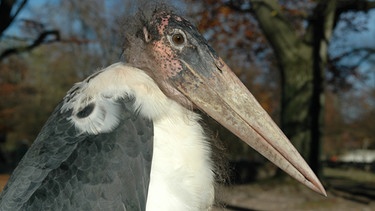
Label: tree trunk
xmin=250 ymin=0 xmax=336 ymax=176
xmin=308 ymin=0 xmax=337 ymax=176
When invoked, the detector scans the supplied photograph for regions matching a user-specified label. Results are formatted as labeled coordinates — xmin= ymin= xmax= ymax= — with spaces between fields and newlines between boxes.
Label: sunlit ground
xmin=1 ymin=168 xmax=374 ymax=210
xmin=213 ymin=167 xmax=375 ymax=210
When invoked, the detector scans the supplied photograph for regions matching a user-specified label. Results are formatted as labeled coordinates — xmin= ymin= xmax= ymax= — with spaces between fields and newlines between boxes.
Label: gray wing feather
xmin=0 ymin=96 xmax=153 ymax=211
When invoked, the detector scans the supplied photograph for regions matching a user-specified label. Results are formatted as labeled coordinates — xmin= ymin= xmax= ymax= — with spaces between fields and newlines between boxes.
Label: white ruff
xmin=145 ymin=98 xmax=214 ymax=211
xmin=64 ymin=63 xmax=215 ymax=210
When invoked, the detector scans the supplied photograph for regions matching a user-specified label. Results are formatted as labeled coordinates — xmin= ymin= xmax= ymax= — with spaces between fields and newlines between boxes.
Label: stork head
xmin=124 ymin=8 xmax=220 ymax=107
xmin=123 ymin=7 xmax=326 ymax=196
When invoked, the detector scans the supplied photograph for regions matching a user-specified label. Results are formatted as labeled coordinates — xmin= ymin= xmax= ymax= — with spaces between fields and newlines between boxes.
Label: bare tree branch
xmin=0 ymin=30 xmax=94 ymax=61
xmin=327 ymin=47 xmax=375 ymax=91
xmin=225 ymin=0 xmax=251 ymax=13
xmin=0 ymin=0 xmax=28 ymax=36
xmin=337 ymin=0 xmax=375 ymax=13
xmin=246 ymin=0 xmax=306 ymax=63
xmin=0 ymin=30 xmax=60 ymax=60
xmin=331 ymin=47 xmax=375 ymax=63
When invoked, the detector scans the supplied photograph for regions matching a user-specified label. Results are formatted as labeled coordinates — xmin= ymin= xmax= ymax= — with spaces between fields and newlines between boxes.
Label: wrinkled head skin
xmin=123 ymin=4 xmax=326 ymax=196
xmin=124 ymin=5 xmax=218 ymax=107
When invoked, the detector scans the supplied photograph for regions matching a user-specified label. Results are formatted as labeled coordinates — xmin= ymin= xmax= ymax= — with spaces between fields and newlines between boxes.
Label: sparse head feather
xmin=122 ymin=2 xmax=184 ymax=69
xmin=122 ymin=3 xmax=194 ymax=109
xmin=121 ymin=2 xmax=217 ymax=111
xmin=122 ymin=2 xmax=181 ymax=45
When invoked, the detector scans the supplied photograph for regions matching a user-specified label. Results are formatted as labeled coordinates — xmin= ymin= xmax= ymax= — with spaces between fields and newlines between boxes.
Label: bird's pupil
xmin=172 ymin=33 xmax=184 ymax=45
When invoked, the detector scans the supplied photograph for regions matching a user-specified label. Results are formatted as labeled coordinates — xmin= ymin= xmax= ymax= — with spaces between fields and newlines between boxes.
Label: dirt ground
xmin=1 ymin=170 xmax=374 ymax=211
xmin=213 ymin=181 xmax=375 ymax=211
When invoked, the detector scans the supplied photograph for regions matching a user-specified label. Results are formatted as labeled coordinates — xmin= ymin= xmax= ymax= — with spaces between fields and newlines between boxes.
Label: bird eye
xmin=172 ymin=33 xmax=185 ymax=45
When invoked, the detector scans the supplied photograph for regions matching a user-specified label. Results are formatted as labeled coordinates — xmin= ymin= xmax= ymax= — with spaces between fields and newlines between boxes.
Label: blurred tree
xmin=244 ymin=0 xmax=375 ymax=175
xmin=0 ymin=0 xmax=30 ymax=149
xmin=0 ymin=0 xmax=27 ymax=36
xmin=324 ymin=85 xmax=375 ymax=156
xmin=186 ymin=0 xmax=282 ymax=165
xmin=0 ymin=0 xmax=62 ymax=60
xmin=0 ymin=0 xmax=63 ymax=171
xmin=0 ymin=58 xmax=30 ymax=171
xmin=0 ymin=0 xmax=134 ymax=171
xmin=1 ymin=0 xmax=374 ymax=178
xmin=187 ymin=0 xmax=375 ymax=176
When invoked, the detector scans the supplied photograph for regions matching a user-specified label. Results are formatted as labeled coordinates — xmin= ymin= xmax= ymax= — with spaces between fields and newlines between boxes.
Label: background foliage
xmin=0 ymin=0 xmax=374 ymax=177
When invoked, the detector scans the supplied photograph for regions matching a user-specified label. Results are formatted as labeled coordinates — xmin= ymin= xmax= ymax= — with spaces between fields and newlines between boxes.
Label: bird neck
xmin=143 ymin=100 xmax=215 ymax=210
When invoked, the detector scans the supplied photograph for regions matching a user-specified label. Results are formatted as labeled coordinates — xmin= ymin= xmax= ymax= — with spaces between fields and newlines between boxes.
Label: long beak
xmin=170 ymin=55 xmax=326 ymax=196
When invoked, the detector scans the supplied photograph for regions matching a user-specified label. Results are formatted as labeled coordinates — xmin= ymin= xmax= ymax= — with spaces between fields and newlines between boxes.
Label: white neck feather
xmin=144 ymin=97 xmax=214 ymax=211
xmin=132 ymin=69 xmax=215 ymax=211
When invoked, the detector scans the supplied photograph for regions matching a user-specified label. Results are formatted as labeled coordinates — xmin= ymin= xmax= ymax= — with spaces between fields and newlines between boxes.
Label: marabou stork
xmin=0 ymin=6 xmax=326 ymax=211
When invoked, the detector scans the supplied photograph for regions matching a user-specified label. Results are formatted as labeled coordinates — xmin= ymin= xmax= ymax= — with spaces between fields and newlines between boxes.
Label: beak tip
xmin=180 ymin=56 xmax=328 ymax=197
xmin=316 ymin=183 xmax=328 ymax=197
xmin=304 ymin=177 xmax=327 ymax=197
xmin=315 ymin=185 xmax=327 ymax=197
